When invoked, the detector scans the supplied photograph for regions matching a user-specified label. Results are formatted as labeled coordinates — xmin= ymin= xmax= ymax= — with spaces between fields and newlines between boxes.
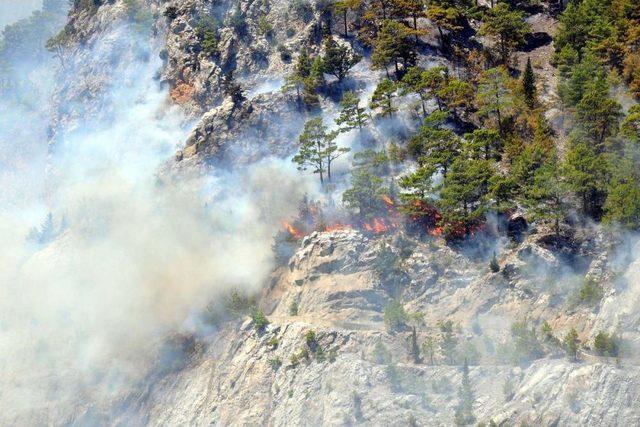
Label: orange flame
xmin=282 ymin=221 xmax=303 ymax=239
xmin=363 ymin=217 xmax=393 ymax=234
xmin=428 ymin=227 xmax=444 ymax=237
xmin=325 ymin=223 xmax=351 ymax=232
xmin=382 ymin=195 xmax=395 ymax=207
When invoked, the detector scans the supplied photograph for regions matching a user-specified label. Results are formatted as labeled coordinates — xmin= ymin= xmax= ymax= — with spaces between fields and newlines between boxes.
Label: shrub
xmin=578 ymin=279 xmax=603 ymax=305
xmin=594 ymin=331 xmax=618 ymax=357
xmin=268 ymin=337 xmax=279 ymax=348
xmin=383 ymin=300 xmax=408 ymax=332
xmin=328 ymin=347 xmax=338 ymax=362
xmin=489 ymin=252 xmax=500 ymax=272
xmin=503 ymin=376 xmax=515 ymax=401
xmin=251 ymin=307 xmax=269 ymax=331
xmin=288 ymin=301 xmax=299 ymax=316
xmin=224 ymin=289 xmax=254 ymax=317
xmin=277 ymin=44 xmax=292 ymax=62
xmin=510 ymin=321 xmax=544 ymax=365
xmin=226 ymin=7 xmax=248 ymax=38
xmin=258 ymin=15 xmax=274 ymax=38
xmin=564 ymin=328 xmax=579 ymax=360
xmin=305 ymin=330 xmax=318 ymax=351
xmin=268 ymin=357 xmax=282 ymax=371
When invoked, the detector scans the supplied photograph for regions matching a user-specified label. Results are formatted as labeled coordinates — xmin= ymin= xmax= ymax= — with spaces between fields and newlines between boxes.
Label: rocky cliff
xmin=3 ymin=0 xmax=640 ymax=426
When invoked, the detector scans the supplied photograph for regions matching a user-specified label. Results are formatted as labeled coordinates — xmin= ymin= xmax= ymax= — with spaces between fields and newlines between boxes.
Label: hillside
xmin=2 ymin=0 xmax=640 ymax=425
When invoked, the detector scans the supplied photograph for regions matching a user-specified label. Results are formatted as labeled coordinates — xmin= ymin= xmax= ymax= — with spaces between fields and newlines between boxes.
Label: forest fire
xmin=280 ymin=194 xmax=446 ymax=240
xmin=282 ymin=221 xmax=303 ymax=239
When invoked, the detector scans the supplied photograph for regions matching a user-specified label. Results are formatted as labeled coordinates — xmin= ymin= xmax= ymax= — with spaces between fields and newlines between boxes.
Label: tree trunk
xmin=343 ymin=11 xmax=348 ymax=37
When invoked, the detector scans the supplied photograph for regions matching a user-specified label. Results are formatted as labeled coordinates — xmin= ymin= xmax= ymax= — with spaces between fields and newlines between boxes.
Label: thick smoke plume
xmin=0 ymin=7 xmax=314 ymax=422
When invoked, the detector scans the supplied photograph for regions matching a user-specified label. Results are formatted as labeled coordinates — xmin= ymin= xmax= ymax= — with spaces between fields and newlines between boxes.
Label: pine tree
xmin=489 ymin=252 xmax=500 ymax=272
xmin=425 ymin=4 xmax=463 ymax=50
xmin=409 ymin=326 xmax=421 ymax=363
xmin=464 ymin=129 xmax=502 ymax=161
xmin=333 ymin=0 xmax=360 ymax=37
xmin=408 ymin=111 xmax=461 ymax=177
xmin=564 ymin=328 xmax=579 ymax=361
xmin=293 ymin=118 xmax=349 ymax=184
xmin=478 ymin=3 xmax=530 ymax=65
xmin=282 ymin=50 xmax=312 ymax=106
xmin=523 ymin=149 xmax=571 ymax=239
xmin=437 ymin=157 xmax=493 ymax=238
xmin=476 ymin=67 xmax=514 ymax=136
xmin=335 ymin=91 xmax=369 ymax=132
xmin=522 ymin=57 xmax=536 ymax=109
xmin=454 ymin=359 xmax=476 ymax=426
xmin=370 ymin=78 xmax=397 ymax=117
xmin=343 ymin=169 xmax=385 ymax=220
xmin=422 ymin=335 xmax=437 ymax=365
xmin=563 ymin=141 xmax=608 ymax=219
xmin=322 ymin=37 xmax=361 ymax=82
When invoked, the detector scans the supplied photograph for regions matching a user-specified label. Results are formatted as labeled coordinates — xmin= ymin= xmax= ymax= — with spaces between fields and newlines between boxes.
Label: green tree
xmin=426 ymin=4 xmax=463 ymax=50
xmin=522 ymin=57 xmax=536 ymax=109
xmin=523 ymin=150 xmax=571 ymax=238
xmin=422 ymin=335 xmax=437 ymax=365
xmin=333 ymin=0 xmax=361 ymax=37
xmin=336 ymin=91 xmax=369 ymax=132
xmin=437 ymin=157 xmax=493 ymax=237
xmin=438 ymin=78 xmax=475 ymax=121
xmin=464 ymin=129 xmax=501 ymax=161
xmin=293 ymin=118 xmax=349 ymax=184
xmin=371 ymin=20 xmax=417 ymax=76
xmin=454 ymin=359 xmax=476 ymax=426
xmin=594 ymin=331 xmax=618 ymax=357
xmin=478 ymin=3 xmax=530 ymax=65
xmin=322 ymin=37 xmax=361 ymax=82
xmin=563 ymin=141 xmax=608 ymax=219
xmin=384 ymin=299 xmax=409 ymax=332
xmin=401 ymin=66 xmax=431 ymax=117
xmin=476 ymin=67 xmax=514 ymax=136
xmin=408 ymin=111 xmax=462 ymax=177
xmin=575 ymin=79 xmax=622 ymax=146
xmin=370 ymin=78 xmax=398 ymax=117
xmin=564 ymin=328 xmax=579 ymax=361
xmin=343 ymin=169 xmax=385 ymax=220
xmin=439 ymin=320 xmax=458 ymax=365
xmin=282 ymin=50 xmax=312 ymax=105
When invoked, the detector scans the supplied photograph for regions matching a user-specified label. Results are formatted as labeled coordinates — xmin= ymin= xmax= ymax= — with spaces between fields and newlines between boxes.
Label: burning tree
xmin=293 ymin=117 xmax=350 ymax=185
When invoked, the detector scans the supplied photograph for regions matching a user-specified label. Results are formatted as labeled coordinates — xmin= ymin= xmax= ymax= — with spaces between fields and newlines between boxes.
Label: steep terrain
xmin=3 ymin=0 xmax=640 ymax=426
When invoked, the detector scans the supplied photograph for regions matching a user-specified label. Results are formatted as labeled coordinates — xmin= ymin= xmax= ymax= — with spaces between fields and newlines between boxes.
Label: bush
xmin=227 ymin=7 xmax=248 ymax=38
xmin=305 ymin=330 xmax=318 ymax=350
xmin=564 ymin=328 xmax=579 ymax=360
xmin=268 ymin=357 xmax=282 ymax=371
xmin=594 ymin=331 xmax=618 ymax=357
xmin=288 ymin=301 xmax=299 ymax=316
xmin=251 ymin=307 xmax=269 ymax=331
xmin=489 ymin=252 xmax=500 ymax=272
xmin=578 ymin=279 xmax=603 ymax=305
xmin=258 ymin=15 xmax=274 ymax=38
xmin=510 ymin=321 xmax=544 ymax=365
xmin=383 ymin=300 xmax=408 ymax=332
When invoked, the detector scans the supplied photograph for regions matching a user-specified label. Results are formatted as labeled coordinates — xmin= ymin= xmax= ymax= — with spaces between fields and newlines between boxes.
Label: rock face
xmin=113 ymin=229 xmax=640 ymax=426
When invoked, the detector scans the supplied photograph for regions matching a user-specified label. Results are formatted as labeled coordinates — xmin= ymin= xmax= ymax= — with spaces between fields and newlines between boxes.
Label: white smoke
xmin=0 ymin=11 xmax=315 ymax=423
xmin=0 ymin=0 xmax=42 ymax=29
